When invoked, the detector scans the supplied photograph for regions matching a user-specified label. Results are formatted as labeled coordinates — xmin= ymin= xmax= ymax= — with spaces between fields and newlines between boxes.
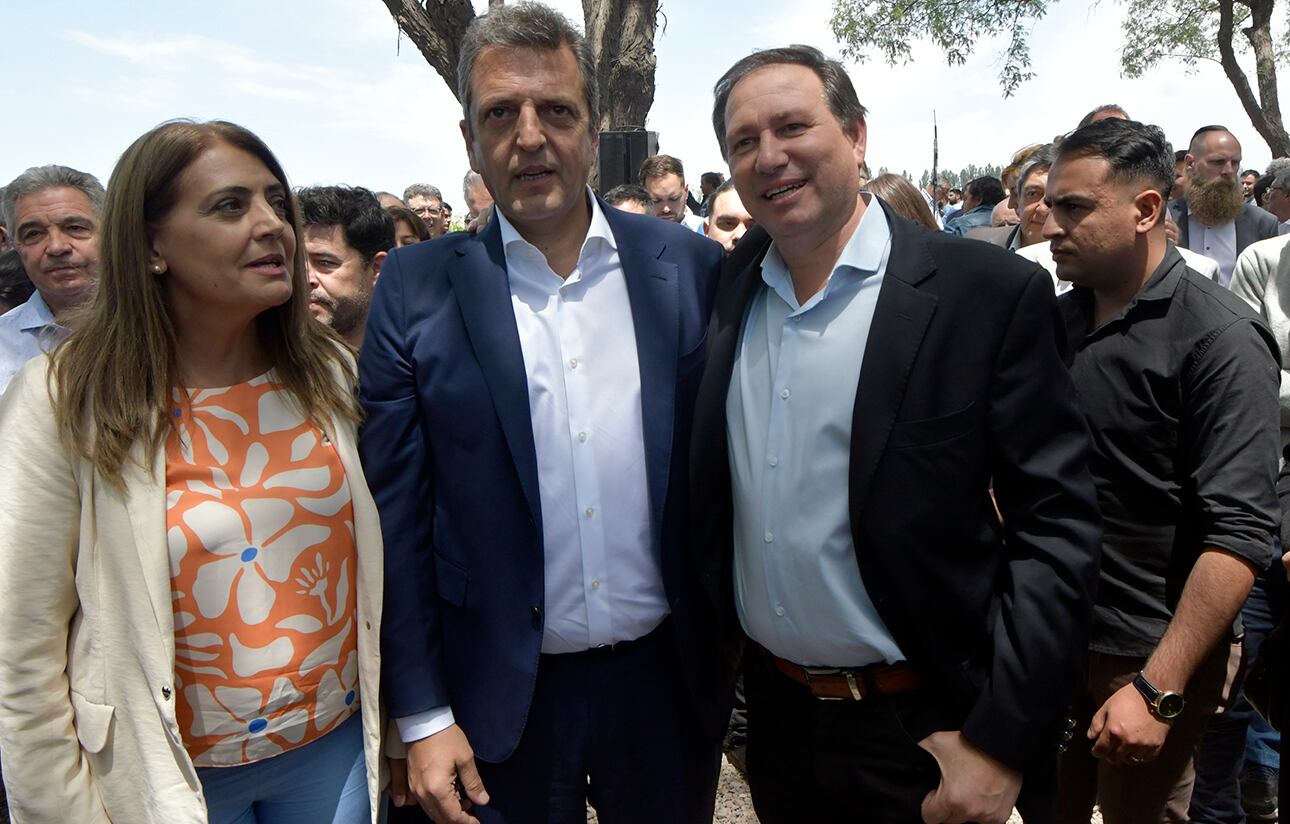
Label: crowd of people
xmin=2 ymin=3 xmax=1290 ymax=824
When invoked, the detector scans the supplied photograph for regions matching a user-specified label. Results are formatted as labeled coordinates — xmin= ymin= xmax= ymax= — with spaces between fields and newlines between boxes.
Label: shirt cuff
xmin=395 ymin=706 xmax=456 ymax=743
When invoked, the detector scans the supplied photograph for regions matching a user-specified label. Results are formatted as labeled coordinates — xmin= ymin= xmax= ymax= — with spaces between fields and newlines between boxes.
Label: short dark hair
xmin=458 ymin=2 xmax=599 ymax=133
xmin=384 ymin=205 xmax=432 ymax=241
xmin=1189 ymin=125 xmax=1233 ymax=153
xmin=1175 ymin=149 xmax=1189 ymax=164
xmin=1241 ymin=169 xmax=1261 ymax=179
xmin=297 ymin=185 xmax=395 ymax=263
xmin=1077 ymin=103 xmax=1129 ymax=129
xmin=708 ymin=178 xmax=741 ymax=212
xmin=639 ymin=154 xmax=685 ymax=185
xmin=700 ymin=171 xmax=724 ymax=189
xmin=965 ymin=176 xmax=1005 ymax=207
xmin=0 ymin=249 xmax=34 ymax=312
xmin=1253 ymin=174 xmax=1275 ymax=206
xmin=1058 ymin=118 xmax=1175 ymax=203
xmin=603 ymin=184 xmax=653 ymax=210
xmin=712 ymin=44 xmax=867 ymax=161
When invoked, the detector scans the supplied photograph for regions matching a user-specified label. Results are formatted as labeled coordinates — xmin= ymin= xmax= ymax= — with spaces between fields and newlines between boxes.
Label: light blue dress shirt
xmin=0 ymin=292 xmax=68 ymax=397
xmin=726 ymin=195 xmax=907 ymax=668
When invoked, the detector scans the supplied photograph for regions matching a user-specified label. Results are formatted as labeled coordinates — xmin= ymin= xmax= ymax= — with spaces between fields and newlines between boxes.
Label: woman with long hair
xmin=0 ymin=120 xmax=386 ymax=823
xmin=384 ymin=205 xmax=431 ymax=248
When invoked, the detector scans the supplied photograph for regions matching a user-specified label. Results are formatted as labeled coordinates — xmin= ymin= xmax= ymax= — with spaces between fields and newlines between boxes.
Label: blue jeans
xmin=198 ymin=711 xmax=374 ymax=824
xmin=1189 ymin=557 xmax=1284 ymax=823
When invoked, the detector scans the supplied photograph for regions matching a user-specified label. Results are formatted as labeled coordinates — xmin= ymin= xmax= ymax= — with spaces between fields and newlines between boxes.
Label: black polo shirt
xmin=1061 ymin=246 xmax=1280 ymax=657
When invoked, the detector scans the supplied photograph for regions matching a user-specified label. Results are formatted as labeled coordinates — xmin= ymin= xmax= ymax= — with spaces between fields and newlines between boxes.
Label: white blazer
xmin=0 ymin=356 xmax=386 ymax=823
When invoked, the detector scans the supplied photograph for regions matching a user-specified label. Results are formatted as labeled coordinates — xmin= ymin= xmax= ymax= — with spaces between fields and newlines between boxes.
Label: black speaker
xmin=597 ymin=129 xmax=659 ymax=193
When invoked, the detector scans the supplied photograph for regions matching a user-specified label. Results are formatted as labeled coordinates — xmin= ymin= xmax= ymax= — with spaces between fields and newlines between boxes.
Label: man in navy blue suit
xmin=358 ymin=4 xmax=727 ymax=823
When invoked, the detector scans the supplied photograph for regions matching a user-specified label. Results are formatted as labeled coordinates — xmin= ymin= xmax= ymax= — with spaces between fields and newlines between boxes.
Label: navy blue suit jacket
xmin=358 ymin=200 xmax=725 ymax=762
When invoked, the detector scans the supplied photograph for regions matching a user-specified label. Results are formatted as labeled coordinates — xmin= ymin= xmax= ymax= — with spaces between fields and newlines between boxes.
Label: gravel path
xmin=589 ymin=756 xmax=1106 ymax=823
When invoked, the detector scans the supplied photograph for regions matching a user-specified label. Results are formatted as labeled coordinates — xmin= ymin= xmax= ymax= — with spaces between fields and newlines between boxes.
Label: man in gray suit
xmin=1170 ymin=125 xmax=1279 ymax=287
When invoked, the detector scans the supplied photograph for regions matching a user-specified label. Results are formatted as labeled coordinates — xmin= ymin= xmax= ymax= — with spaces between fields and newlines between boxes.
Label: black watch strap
xmin=1133 ymin=672 xmax=1186 ymax=719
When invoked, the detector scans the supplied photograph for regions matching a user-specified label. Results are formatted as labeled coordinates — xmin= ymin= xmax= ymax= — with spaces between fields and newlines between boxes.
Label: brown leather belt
xmin=766 ymin=649 xmax=922 ymax=701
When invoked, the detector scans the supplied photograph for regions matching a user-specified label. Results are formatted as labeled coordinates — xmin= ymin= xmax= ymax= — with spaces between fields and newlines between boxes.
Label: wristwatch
xmin=1133 ymin=673 xmax=1186 ymax=720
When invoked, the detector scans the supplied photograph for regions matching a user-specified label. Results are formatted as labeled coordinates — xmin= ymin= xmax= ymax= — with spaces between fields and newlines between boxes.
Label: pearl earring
xmin=152 ymin=264 xmax=164 ymax=274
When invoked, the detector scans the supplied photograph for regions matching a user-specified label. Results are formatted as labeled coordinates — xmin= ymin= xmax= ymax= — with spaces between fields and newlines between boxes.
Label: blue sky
xmin=2 ymin=0 xmax=1279 ymax=204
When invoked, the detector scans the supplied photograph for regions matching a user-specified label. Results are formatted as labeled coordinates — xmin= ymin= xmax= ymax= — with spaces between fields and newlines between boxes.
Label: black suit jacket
xmin=1170 ymin=199 xmax=1280 ymax=261
xmin=690 ymin=200 xmax=1103 ymax=771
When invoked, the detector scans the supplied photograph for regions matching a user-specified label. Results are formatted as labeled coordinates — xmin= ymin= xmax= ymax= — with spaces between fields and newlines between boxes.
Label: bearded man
xmin=1170 ymin=126 xmax=1279 ymax=287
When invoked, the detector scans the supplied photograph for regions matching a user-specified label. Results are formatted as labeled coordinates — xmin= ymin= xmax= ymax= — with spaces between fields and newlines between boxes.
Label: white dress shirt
xmin=1188 ymin=215 xmax=1238 ymax=286
xmin=398 ymin=193 xmax=666 ymax=742
xmin=0 ymin=292 xmax=69 ymax=396
xmin=727 ymin=194 xmax=906 ymax=668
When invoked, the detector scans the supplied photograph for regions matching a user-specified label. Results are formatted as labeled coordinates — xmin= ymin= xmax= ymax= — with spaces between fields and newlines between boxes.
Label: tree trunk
xmin=1216 ymin=0 xmax=1289 ymax=157
xmin=380 ymin=0 xmax=660 ymax=136
xmin=1242 ymin=0 xmax=1289 ymax=156
xmin=379 ymin=0 xmax=477 ymax=101
xmin=582 ymin=0 xmax=659 ymax=131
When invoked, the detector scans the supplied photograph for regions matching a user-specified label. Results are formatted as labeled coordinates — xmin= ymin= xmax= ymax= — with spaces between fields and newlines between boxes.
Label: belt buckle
xmin=803 ymin=667 xmax=864 ymax=701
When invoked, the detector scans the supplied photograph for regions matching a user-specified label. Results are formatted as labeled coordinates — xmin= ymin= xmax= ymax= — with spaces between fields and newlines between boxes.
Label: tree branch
xmin=1216 ymin=0 xmax=1288 ymax=155
xmin=378 ymin=0 xmax=476 ymax=100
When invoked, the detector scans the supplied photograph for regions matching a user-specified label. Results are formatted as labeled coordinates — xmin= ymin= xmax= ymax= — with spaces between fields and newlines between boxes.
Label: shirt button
xmin=585 ymin=507 xmax=595 ymax=518
xmin=569 ymin=358 xmax=578 ymax=369
xmin=764 ymin=531 xmax=774 ymax=543
xmin=591 ymin=579 xmax=601 ymax=591
xmin=578 ymin=431 xmax=587 ymax=443
xmin=779 ymin=388 xmax=791 ymax=400
xmin=767 ymin=456 xmax=778 ymax=467
xmin=775 ymin=605 xmax=786 ymax=617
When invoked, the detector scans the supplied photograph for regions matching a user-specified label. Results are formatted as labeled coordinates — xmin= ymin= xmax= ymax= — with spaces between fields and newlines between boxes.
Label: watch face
xmin=1157 ymin=692 xmax=1185 ymax=718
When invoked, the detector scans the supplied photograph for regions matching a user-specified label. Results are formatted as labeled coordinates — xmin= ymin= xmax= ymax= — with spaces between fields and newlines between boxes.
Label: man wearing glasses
xmin=403 ymin=183 xmax=447 ymax=238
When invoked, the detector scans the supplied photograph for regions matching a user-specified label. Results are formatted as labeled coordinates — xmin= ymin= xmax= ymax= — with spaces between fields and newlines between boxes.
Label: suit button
xmin=161 ymin=686 xmax=172 ymax=700
xmin=531 ymin=606 xmax=543 ymax=621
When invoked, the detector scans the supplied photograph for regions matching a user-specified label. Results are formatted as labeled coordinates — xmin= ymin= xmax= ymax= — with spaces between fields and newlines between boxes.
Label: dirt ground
xmin=588 ymin=755 xmax=1106 ymax=823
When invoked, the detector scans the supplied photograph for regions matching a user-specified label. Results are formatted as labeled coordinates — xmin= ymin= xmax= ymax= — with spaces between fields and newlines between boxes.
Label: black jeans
xmin=1190 ymin=561 xmax=1286 ymax=824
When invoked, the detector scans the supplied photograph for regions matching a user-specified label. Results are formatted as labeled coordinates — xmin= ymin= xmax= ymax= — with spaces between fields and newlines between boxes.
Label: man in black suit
xmin=1170 ymin=126 xmax=1280 ymax=287
xmin=691 ymin=45 xmax=1103 ymax=824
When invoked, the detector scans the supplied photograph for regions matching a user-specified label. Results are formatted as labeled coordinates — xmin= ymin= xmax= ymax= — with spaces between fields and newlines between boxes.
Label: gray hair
xmin=1267 ymin=157 xmax=1290 ymax=177
xmin=1016 ymin=142 xmax=1061 ymax=193
xmin=1274 ymin=167 xmax=1290 ymax=192
xmin=457 ymin=2 xmax=599 ymax=134
xmin=402 ymin=183 xmax=442 ymax=203
xmin=712 ymin=45 xmax=867 ymax=161
xmin=4 ymin=164 xmax=106 ymax=238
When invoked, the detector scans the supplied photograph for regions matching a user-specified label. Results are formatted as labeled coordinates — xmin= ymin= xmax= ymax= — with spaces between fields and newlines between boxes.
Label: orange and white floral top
xmin=165 ymin=373 xmax=360 ymax=767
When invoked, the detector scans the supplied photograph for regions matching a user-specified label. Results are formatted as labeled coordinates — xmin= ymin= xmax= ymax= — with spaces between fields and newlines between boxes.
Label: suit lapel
xmin=121 ymin=442 xmax=175 ymax=665
xmin=1236 ymin=206 xmax=1256 ymax=253
xmin=690 ymin=227 xmax=771 ymax=591
xmin=1171 ymin=199 xmax=1190 ymax=249
xmin=447 ymin=223 xmax=543 ymax=529
xmin=847 ymin=207 xmax=939 ymax=519
xmin=615 ymin=224 xmax=679 ymax=534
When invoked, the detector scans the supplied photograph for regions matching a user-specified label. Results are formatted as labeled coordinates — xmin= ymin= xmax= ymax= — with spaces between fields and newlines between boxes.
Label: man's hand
xmin=405 ymin=724 xmax=490 ymax=824
xmin=919 ymin=731 xmax=1022 ymax=824
xmin=1088 ymin=682 xmax=1172 ymax=765
xmin=1165 ymin=215 xmax=1180 ymax=243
